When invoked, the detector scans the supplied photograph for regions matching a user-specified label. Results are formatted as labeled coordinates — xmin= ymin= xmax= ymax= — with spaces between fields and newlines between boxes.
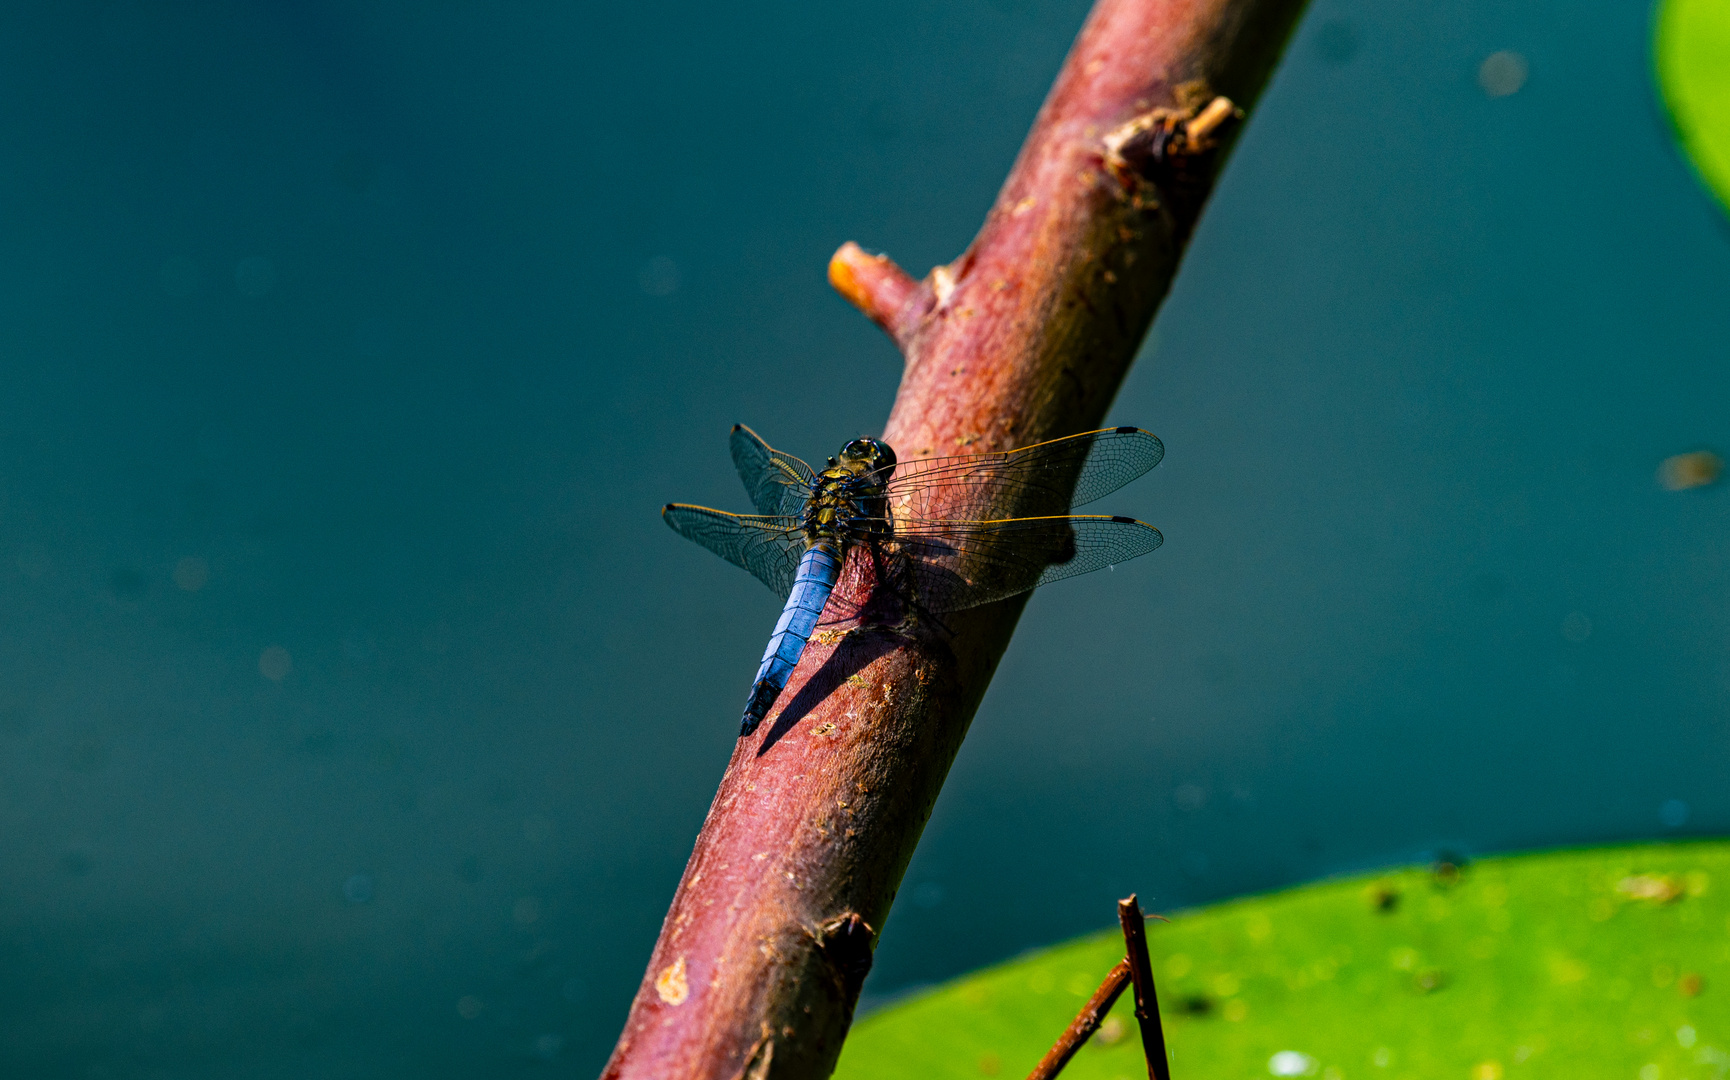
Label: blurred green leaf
xmin=838 ymin=842 xmax=1730 ymax=1079
xmin=1657 ymin=0 xmax=1730 ymax=216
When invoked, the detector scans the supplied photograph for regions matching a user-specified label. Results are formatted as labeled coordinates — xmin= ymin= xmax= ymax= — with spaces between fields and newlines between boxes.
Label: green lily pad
xmin=1656 ymin=0 xmax=1730 ymax=216
xmin=836 ymin=842 xmax=1730 ymax=1079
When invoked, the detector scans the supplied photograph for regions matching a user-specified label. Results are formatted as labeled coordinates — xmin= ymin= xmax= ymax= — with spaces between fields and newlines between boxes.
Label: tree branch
xmin=602 ymin=1 xmax=1306 ymax=1076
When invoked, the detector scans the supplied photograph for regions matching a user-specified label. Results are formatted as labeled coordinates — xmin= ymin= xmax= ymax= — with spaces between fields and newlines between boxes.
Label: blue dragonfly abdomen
xmin=741 ymin=543 xmax=842 ymax=733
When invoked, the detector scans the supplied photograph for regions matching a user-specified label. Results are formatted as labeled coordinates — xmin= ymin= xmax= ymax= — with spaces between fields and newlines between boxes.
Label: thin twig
xmin=1026 ymin=959 xmax=1133 ymax=1080
xmin=1119 ymin=895 xmax=1172 ymax=1080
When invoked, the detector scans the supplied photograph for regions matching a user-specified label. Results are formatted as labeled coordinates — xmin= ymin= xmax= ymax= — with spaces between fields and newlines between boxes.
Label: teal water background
xmin=2 ymin=1 xmax=1728 ymax=1076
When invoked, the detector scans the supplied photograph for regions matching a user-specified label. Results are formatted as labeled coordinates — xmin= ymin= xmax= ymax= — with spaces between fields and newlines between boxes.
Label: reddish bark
xmin=602 ymin=0 xmax=1306 ymax=1076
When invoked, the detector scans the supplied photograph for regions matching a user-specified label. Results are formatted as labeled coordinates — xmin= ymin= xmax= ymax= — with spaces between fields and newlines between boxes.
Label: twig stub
xmin=1186 ymin=95 xmax=1239 ymax=143
xmin=828 ymin=242 xmax=923 ymax=347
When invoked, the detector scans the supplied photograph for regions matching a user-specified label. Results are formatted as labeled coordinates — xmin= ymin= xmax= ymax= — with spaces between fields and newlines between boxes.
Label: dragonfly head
xmin=835 ymin=437 xmax=897 ymax=486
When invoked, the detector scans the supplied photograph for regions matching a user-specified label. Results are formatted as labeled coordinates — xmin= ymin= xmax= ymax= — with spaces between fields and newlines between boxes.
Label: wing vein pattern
xmin=730 ymin=424 xmax=815 ymax=518
xmin=890 ymin=514 xmax=1162 ymax=613
xmin=662 ymin=504 xmax=803 ymax=600
xmin=882 ymin=427 xmax=1163 ymax=524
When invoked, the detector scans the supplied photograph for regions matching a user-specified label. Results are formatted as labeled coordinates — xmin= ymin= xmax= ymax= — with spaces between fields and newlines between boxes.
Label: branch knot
xmin=816 ymin=912 xmax=876 ymax=999
xmin=1103 ymin=95 xmax=1241 ymax=220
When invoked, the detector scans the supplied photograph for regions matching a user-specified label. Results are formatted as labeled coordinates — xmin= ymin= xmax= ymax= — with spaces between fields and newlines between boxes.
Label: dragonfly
xmin=663 ymin=424 xmax=1165 ymax=736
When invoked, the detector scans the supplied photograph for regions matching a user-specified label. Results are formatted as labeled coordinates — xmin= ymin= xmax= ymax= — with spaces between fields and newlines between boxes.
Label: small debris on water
xmin=1659 ymin=451 xmax=1722 ymax=490
xmin=1619 ymin=875 xmax=1685 ymax=903
xmin=1269 ymin=1050 xmax=1318 ymax=1076
xmin=1661 ymin=799 xmax=1692 ymax=828
xmin=1478 ymin=51 xmax=1528 ymax=97
xmin=1367 ymin=884 xmax=1400 ymax=912
xmin=534 ymin=1033 xmax=565 ymax=1060
xmin=1094 ymin=1015 xmax=1128 ymax=1044
xmin=343 ymin=874 xmax=373 ymax=904
xmin=1177 ymin=993 xmax=1212 ymax=1015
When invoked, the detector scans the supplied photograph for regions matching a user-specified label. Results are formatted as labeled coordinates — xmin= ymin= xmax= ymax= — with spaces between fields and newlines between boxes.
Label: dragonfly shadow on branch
xmin=756 ymin=625 xmax=909 ymax=754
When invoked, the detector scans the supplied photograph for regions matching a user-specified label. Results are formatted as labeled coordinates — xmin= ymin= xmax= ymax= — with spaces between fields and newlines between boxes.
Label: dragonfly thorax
xmin=800 ymin=437 xmax=897 ymax=547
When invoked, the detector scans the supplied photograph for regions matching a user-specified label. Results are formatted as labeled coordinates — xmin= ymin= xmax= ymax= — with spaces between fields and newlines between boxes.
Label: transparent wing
xmin=890 ymin=514 xmax=1162 ymax=613
xmin=730 ymin=424 xmax=815 ymax=518
xmin=662 ymin=503 xmax=805 ymax=599
xmin=881 ymin=427 xmax=1163 ymax=524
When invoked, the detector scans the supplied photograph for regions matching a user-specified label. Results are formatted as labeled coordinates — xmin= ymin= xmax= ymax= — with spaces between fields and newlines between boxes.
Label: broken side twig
xmin=1026 ymin=959 xmax=1134 ymax=1080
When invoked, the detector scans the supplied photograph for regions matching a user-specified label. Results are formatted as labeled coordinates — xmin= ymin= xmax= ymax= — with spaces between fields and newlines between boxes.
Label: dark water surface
xmin=2 ymin=1 xmax=1726 ymax=1075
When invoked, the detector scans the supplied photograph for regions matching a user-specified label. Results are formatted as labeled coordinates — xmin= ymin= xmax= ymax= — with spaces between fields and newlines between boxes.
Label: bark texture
xmin=602 ymin=1 xmax=1306 ymax=1076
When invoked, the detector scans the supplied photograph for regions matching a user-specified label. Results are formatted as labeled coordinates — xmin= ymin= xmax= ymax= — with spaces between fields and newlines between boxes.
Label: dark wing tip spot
xmin=1115 ymin=425 xmax=1138 ymax=433
xmin=729 ymin=423 xmax=744 ymax=433
xmin=661 ymin=503 xmax=676 ymax=514
xmin=1112 ymin=515 xmax=1137 ymax=523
